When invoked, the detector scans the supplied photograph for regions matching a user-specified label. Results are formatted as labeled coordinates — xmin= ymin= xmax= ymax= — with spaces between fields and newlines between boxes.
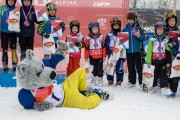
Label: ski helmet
xmin=165 ymin=12 xmax=177 ymax=25
xmin=70 ymin=20 xmax=80 ymax=33
xmin=126 ymin=11 xmax=138 ymax=20
xmin=88 ymin=22 xmax=100 ymax=34
xmin=46 ymin=2 xmax=57 ymax=11
xmin=110 ymin=17 xmax=121 ymax=32
xmin=154 ymin=22 xmax=166 ymax=36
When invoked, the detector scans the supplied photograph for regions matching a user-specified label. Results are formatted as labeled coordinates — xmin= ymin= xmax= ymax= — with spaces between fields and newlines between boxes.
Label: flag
xmin=117 ymin=32 xmax=129 ymax=49
xmin=34 ymin=5 xmax=48 ymax=22
xmin=51 ymin=20 xmax=62 ymax=37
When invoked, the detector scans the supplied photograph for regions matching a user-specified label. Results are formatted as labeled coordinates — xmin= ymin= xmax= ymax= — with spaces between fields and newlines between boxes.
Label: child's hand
xmin=103 ymin=57 xmax=106 ymax=62
xmin=63 ymin=52 xmax=68 ymax=56
xmin=147 ymin=64 xmax=151 ymax=68
xmin=113 ymin=48 xmax=119 ymax=53
xmin=166 ymin=64 xmax=171 ymax=68
xmin=135 ymin=30 xmax=140 ymax=38
xmin=43 ymin=33 xmax=50 ymax=38
xmin=123 ymin=60 xmax=127 ymax=74
xmin=59 ymin=22 xmax=65 ymax=27
xmin=107 ymin=62 xmax=113 ymax=67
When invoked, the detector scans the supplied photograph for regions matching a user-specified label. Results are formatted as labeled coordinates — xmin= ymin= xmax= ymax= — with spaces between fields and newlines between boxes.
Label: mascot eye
xmin=37 ymin=72 xmax=42 ymax=77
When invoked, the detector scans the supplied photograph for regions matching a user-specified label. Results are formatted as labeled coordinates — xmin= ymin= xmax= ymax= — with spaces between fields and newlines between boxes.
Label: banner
xmin=34 ymin=5 xmax=48 ymax=22
xmin=51 ymin=20 xmax=62 ymax=37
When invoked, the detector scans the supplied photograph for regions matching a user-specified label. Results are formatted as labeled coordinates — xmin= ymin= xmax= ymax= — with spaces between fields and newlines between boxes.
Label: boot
xmin=125 ymin=82 xmax=136 ymax=88
xmin=92 ymin=88 xmax=114 ymax=100
xmin=108 ymin=80 xmax=113 ymax=85
xmin=161 ymin=87 xmax=172 ymax=97
xmin=98 ymin=77 xmax=103 ymax=87
xmin=11 ymin=49 xmax=18 ymax=71
xmin=116 ymin=80 xmax=122 ymax=86
xmin=90 ymin=77 xmax=96 ymax=87
xmin=2 ymin=49 xmax=9 ymax=72
xmin=20 ymin=51 xmax=26 ymax=61
xmin=44 ymin=54 xmax=50 ymax=59
xmin=143 ymin=84 xmax=148 ymax=93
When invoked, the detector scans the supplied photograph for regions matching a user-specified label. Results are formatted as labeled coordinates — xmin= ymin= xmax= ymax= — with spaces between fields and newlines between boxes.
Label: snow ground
xmin=0 ymin=74 xmax=180 ymax=120
xmin=1 ymin=48 xmax=180 ymax=120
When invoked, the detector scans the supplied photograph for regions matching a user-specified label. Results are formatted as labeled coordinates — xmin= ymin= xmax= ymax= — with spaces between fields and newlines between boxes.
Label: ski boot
xmin=90 ymin=77 xmax=96 ymax=87
xmin=108 ymin=80 xmax=113 ymax=85
xmin=3 ymin=62 xmax=9 ymax=72
xmin=20 ymin=51 xmax=26 ymax=61
xmin=161 ymin=87 xmax=172 ymax=97
xmin=92 ymin=88 xmax=114 ymax=100
xmin=97 ymin=77 xmax=103 ymax=87
xmin=116 ymin=80 xmax=122 ymax=86
xmin=143 ymin=84 xmax=148 ymax=93
xmin=2 ymin=49 xmax=9 ymax=72
xmin=12 ymin=49 xmax=18 ymax=71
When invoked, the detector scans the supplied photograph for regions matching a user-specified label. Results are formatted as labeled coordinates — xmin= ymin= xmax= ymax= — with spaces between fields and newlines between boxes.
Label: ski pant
xmin=1 ymin=32 xmax=17 ymax=49
xmin=1 ymin=32 xmax=18 ymax=64
xmin=169 ymin=77 xmax=180 ymax=93
xmin=89 ymin=57 xmax=103 ymax=77
xmin=127 ymin=53 xmax=142 ymax=85
xmin=107 ymin=58 xmax=124 ymax=82
xmin=67 ymin=57 xmax=80 ymax=76
xmin=19 ymin=37 xmax=34 ymax=60
xmin=153 ymin=64 xmax=168 ymax=88
xmin=61 ymin=68 xmax=101 ymax=109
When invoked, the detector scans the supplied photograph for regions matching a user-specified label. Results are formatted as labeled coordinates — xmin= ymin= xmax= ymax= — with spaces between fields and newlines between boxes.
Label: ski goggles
xmin=110 ymin=19 xmax=121 ymax=25
xmin=154 ymin=24 xmax=165 ymax=29
xmin=23 ymin=0 xmax=30 ymax=2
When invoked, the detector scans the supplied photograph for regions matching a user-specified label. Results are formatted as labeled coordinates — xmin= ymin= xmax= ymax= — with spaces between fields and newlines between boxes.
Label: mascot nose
xmin=50 ymin=71 xmax=56 ymax=79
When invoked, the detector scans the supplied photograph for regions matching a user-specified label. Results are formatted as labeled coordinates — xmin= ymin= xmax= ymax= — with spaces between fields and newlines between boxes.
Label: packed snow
xmin=0 ymin=74 xmax=180 ymax=120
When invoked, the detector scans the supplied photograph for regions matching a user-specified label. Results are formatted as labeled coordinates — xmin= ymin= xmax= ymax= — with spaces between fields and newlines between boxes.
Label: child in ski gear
xmin=123 ymin=11 xmax=148 ymax=88
xmin=66 ymin=20 xmax=84 ymax=76
xmin=17 ymin=49 xmax=113 ymax=111
xmin=0 ymin=0 xmax=18 ymax=71
xmin=105 ymin=17 xmax=126 ymax=86
xmin=84 ymin=22 xmax=106 ymax=87
xmin=37 ymin=2 xmax=66 ymax=59
xmin=18 ymin=0 xmax=40 ymax=61
xmin=165 ymin=12 xmax=180 ymax=97
xmin=146 ymin=22 xmax=172 ymax=96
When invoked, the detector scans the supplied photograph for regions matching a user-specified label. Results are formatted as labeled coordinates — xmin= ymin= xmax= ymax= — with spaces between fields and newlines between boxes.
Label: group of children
xmin=0 ymin=1 xmax=180 ymax=97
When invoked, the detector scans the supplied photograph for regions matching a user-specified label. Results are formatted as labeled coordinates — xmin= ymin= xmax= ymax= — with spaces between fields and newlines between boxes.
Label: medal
xmin=22 ymin=6 xmax=32 ymax=27
xmin=24 ymin=20 xmax=30 ymax=26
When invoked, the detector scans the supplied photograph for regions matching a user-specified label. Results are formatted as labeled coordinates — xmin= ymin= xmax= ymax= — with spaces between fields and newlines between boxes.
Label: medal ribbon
xmin=22 ymin=5 xmax=32 ymax=23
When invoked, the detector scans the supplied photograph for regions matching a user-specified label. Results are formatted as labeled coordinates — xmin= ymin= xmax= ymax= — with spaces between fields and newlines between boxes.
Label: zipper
xmin=130 ymin=25 xmax=133 ymax=53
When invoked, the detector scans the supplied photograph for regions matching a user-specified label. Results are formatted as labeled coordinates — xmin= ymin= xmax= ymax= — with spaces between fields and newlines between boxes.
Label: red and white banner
xmin=34 ymin=5 xmax=48 ymax=22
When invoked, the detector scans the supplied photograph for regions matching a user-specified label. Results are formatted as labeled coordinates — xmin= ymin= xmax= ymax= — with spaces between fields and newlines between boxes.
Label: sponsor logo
xmin=44 ymin=42 xmax=55 ymax=47
xmin=143 ymin=72 xmax=153 ymax=78
xmin=9 ymin=19 xmax=19 ymax=23
xmin=93 ymin=2 xmax=110 ymax=7
xmin=97 ymin=18 xmax=106 ymax=30
xmin=173 ymin=65 xmax=180 ymax=71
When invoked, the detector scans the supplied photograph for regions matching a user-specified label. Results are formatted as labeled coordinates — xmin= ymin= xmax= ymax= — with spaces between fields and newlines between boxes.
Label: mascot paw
xmin=34 ymin=101 xmax=53 ymax=111
xmin=55 ymin=41 xmax=69 ymax=56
